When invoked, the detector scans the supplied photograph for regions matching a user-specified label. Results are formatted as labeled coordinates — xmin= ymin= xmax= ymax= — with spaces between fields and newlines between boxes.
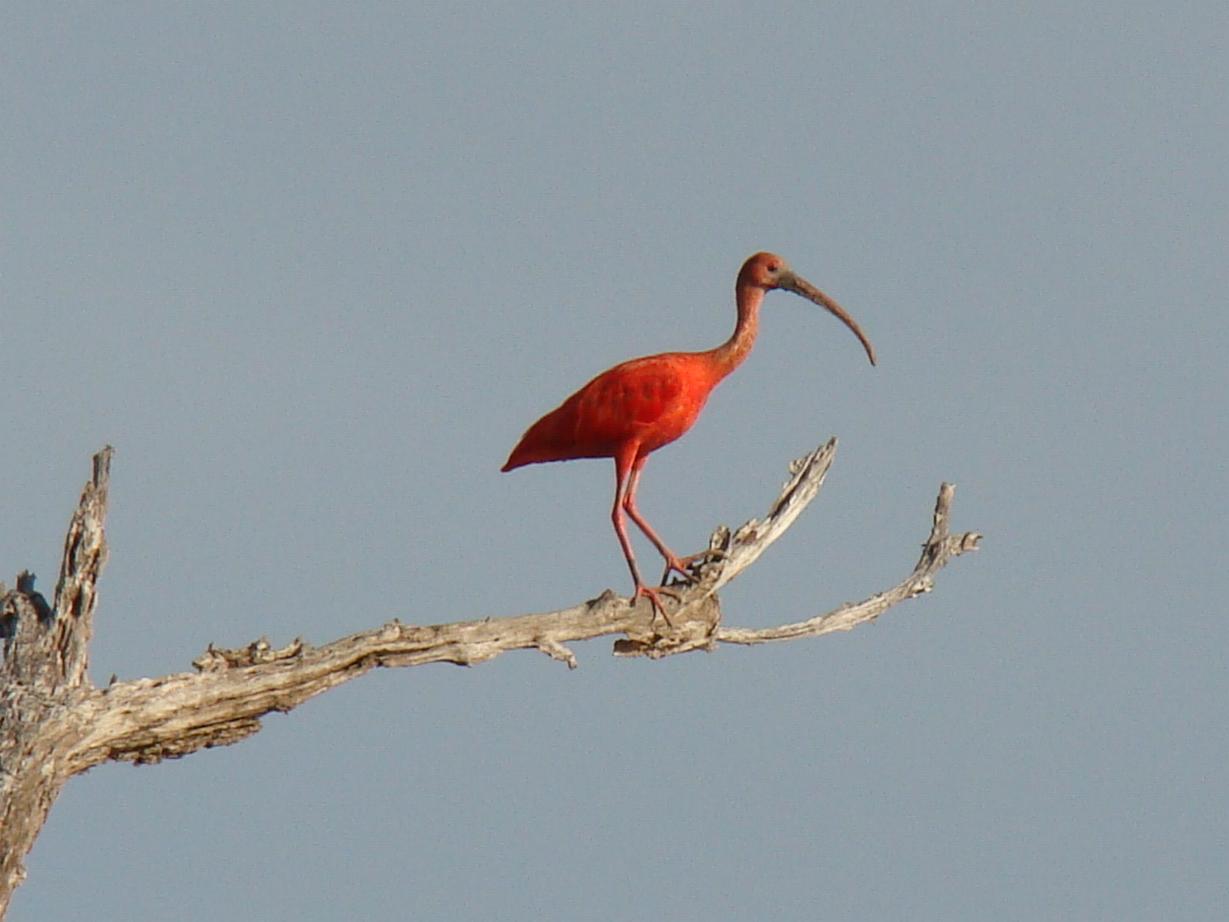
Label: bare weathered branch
xmin=49 ymin=446 xmax=112 ymax=686
xmin=1 ymin=440 xmax=979 ymax=917
xmin=715 ymin=482 xmax=981 ymax=646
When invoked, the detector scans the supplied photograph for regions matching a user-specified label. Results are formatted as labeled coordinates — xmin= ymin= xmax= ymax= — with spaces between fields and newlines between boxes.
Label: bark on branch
xmin=0 ymin=439 xmax=979 ymax=916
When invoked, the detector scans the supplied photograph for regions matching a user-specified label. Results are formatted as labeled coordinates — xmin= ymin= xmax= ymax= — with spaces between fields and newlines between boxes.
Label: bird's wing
xmin=571 ymin=356 xmax=692 ymax=449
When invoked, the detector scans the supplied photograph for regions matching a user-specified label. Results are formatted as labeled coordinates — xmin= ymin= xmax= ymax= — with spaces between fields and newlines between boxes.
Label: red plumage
xmin=502 ymin=353 xmax=713 ymax=470
xmin=502 ymin=252 xmax=875 ymax=622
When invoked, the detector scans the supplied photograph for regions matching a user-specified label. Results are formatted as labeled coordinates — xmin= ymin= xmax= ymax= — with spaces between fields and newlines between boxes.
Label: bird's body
xmin=501 ymin=351 xmax=723 ymax=470
xmin=502 ymin=252 xmax=875 ymax=621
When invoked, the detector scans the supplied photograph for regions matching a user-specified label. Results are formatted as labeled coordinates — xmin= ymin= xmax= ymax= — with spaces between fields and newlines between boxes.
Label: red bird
xmin=502 ymin=252 xmax=876 ymax=620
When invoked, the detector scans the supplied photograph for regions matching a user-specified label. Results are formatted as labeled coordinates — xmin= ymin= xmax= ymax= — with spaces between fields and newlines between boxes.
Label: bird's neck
xmin=708 ymin=283 xmax=763 ymax=380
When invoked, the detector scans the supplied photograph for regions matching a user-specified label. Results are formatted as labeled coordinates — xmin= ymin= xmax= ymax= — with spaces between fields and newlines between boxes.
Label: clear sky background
xmin=3 ymin=3 xmax=1225 ymax=920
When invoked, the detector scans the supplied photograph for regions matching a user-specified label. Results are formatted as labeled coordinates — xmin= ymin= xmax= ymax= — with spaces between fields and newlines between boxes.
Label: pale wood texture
xmin=0 ymin=440 xmax=979 ymax=916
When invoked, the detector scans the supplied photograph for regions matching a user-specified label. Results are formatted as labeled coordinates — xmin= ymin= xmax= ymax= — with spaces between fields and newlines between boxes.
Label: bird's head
xmin=738 ymin=251 xmax=877 ymax=366
xmin=738 ymin=251 xmax=793 ymax=290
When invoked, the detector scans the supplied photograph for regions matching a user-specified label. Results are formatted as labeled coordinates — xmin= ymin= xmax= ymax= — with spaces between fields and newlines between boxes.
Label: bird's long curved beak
xmin=782 ymin=273 xmax=877 ymax=366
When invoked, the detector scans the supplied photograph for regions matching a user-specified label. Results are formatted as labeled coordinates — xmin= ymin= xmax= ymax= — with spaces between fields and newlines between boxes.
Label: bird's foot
xmin=632 ymin=583 xmax=681 ymax=628
xmin=659 ymin=548 xmax=727 ymax=586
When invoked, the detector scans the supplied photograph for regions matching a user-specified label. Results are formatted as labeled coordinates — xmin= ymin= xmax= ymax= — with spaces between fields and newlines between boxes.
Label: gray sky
xmin=4 ymin=3 xmax=1225 ymax=920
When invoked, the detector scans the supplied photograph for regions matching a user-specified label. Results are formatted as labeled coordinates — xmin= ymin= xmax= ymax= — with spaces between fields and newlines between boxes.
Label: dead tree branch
xmin=0 ymin=439 xmax=979 ymax=916
xmin=715 ymin=482 xmax=982 ymax=646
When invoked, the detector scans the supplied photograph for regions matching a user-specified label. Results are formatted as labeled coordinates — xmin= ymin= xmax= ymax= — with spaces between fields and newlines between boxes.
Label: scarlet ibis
xmin=502 ymin=252 xmax=876 ymax=620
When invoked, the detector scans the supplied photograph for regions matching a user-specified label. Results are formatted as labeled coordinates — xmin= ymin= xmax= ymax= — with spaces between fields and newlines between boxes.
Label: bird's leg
xmin=622 ymin=460 xmax=702 ymax=587
xmin=657 ymin=549 xmax=727 ymax=587
xmin=612 ymin=453 xmax=677 ymax=626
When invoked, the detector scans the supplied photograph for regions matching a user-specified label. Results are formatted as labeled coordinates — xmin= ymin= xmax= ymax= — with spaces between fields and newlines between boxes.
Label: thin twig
xmin=716 ymin=482 xmax=981 ymax=645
